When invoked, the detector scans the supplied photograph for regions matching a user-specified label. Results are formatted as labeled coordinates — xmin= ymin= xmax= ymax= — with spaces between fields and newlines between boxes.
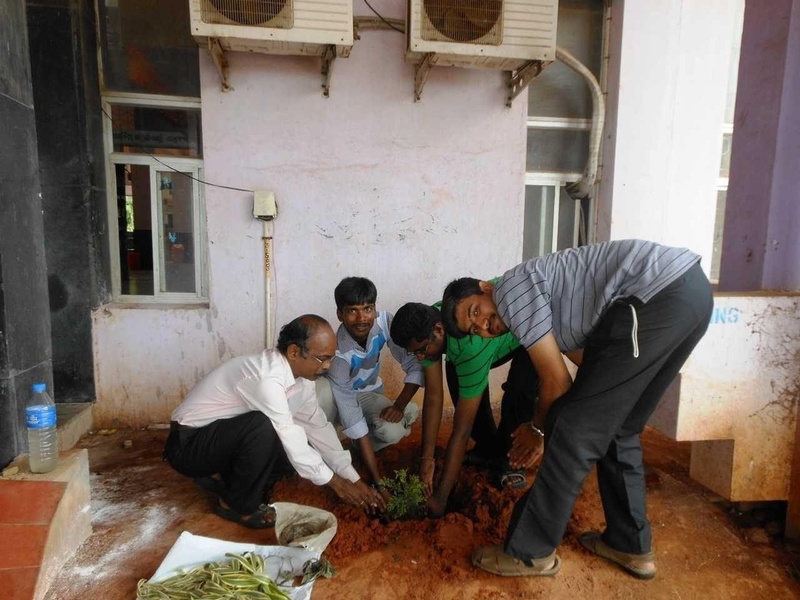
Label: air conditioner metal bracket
xmin=321 ymin=45 xmax=336 ymax=98
xmin=208 ymin=38 xmax=232 ymax=92
xmin=506 ymin=60 xmax=551 ymax=107
xmin=414 ymin=53 xmax=435 ymax=102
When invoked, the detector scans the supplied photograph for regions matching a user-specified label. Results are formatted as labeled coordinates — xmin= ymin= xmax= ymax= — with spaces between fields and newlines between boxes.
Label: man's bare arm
xmin=427 ymin=394 xmax=481 ymax=517
xmin=356 ymin=435 xmax=382 ymax=484
xmin=528 ymin=332 xmax=573 ymax=426
xmin=380 ymin=382 xmax=421 ymax=423
xmin=420 ymin=360 xmax=444 ymax=459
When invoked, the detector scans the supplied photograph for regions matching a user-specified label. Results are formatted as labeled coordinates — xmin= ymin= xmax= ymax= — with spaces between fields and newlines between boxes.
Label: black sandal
xmin=499 ymin=470 xmax=527 ymax=489
xmin=492 ymin=464 xmax=527 ymax=490
xmin=214 ymin=502 xmax=276 ymax=529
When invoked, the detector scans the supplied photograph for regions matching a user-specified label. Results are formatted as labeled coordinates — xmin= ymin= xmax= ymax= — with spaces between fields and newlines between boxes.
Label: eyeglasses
xmin=406 ymin=339 xmax=431 ymax=358
xmin=304 ymin=352 xmax=333 ymax=366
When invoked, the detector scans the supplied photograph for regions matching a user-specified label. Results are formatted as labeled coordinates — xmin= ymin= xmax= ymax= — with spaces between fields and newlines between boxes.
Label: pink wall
xmin=764 ymin=0 xmax=800 ymax=289
xmin=90 ymin=0 xmax=529 ymax=426
xmin=200 ymin=0 xmax=528 ymax=338
xmin=719 ymin=0 xmax=800 ymax=291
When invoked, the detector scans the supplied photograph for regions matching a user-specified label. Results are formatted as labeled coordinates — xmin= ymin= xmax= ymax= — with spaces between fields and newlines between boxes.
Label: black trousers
xmin=446 ymin=346 xmax=539 ymax=460
xmin=504 ymin=262 xmax=713 ymax=560
xmin=163 ymin=411 xmax=289 ymax=514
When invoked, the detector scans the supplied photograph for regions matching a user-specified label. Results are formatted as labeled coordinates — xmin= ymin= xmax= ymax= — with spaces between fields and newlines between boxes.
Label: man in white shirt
xmin=163 ymin=314 xmax=386 ymax=528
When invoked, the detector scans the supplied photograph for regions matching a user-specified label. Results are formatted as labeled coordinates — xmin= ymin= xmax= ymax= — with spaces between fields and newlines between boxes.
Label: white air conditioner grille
xmin=200 ymin=0 xmax=294 ymax=29
xmin=421 ymin=0 xmax=503 ymax=46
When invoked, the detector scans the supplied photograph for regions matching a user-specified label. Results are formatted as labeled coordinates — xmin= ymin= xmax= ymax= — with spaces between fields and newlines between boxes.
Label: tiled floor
xmin=0 ymin=480 xmax=66 ymax=600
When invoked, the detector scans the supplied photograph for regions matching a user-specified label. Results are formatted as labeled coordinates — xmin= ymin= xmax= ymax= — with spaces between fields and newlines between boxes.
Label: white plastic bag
xmin=272 ymin=502 xmax=338 ymax=553
xmin=148 ymin=531 xmax=318 ymax=600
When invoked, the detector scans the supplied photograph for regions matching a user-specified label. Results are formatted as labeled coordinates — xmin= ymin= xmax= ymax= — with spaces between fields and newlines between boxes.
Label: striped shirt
xmin=494 ymin=240 xmax=700 ymax=352
xmin=325 ymin=310 xmax=424 ymax=439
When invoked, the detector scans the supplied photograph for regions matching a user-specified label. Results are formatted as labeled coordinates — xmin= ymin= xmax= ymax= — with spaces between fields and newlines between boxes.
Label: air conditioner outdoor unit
xmin=407 ymin=0 xmax=558 ymax=70
xmin=189 ymin=0 xmax=353 ymax=57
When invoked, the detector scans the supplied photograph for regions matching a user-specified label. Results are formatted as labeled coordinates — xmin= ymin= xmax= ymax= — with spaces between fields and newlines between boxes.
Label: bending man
xmin=390 ymin=302 xmax=537 ymax=492
xmin=442 ymin=240 xmax=713 ymax=579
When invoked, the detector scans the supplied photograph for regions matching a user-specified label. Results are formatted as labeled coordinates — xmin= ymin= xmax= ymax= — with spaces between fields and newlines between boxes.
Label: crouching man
xmin=163 ymin=314 xmax=386 ymax=528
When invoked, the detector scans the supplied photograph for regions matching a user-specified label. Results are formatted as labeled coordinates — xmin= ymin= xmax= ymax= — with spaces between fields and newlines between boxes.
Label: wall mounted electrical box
xmin=253 ymin=190 xmax=278 ymax=221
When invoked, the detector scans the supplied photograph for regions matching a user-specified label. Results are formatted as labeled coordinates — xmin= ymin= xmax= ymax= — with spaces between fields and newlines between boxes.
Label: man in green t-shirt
xmin=390 ymin=302 xmax=539 ymax=500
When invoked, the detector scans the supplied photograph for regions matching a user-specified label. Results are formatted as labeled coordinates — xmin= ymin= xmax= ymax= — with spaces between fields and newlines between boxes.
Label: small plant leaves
xmin=378 ymin=469 xmax=426 ymax=521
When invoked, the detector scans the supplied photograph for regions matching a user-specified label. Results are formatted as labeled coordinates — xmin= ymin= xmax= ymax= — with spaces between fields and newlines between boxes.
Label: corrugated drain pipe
xmin=555 ymin=46 xmax=605 ymax=203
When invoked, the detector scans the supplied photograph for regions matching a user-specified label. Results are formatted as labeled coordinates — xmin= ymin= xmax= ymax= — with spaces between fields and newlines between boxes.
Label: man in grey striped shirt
xmin=440 ymin=239 xmax=713 ymax=579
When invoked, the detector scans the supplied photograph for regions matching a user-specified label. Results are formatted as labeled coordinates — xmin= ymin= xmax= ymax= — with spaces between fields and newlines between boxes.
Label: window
xmin=97 ymin=0 xmax=200 ymax=97
xmin=97 ymin=0 xmax=206 ymax=302
xmin=103 ymin=97 xmax=206 ymax=301
xmin=523 ymin=0 xmax=605 ymax=259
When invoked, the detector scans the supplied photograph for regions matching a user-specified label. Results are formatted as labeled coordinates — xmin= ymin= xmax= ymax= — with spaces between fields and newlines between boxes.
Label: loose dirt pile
xmin=47 ymin=418 xmax=800 ymax=600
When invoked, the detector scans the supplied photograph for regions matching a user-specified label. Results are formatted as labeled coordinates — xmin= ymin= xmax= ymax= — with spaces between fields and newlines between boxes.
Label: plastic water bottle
xmin=26 ymin=382 xmax=58 ymax=473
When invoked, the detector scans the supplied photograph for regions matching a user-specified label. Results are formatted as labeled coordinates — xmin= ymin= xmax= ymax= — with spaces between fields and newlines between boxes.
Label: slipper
xmin=498 ymin=470 xmax=527 ymax=489
xmin=578 ymin=531 xmax=656 ymax=580
xmin=462 ymin=450 xmax=501 ymax=470
xmin=213 ymin=502 xmax=276 ymax=529
xmin=491 ymin=466 xmax=527 ymax=489
xmin=472 ymin=544 xmax=561 ymax=577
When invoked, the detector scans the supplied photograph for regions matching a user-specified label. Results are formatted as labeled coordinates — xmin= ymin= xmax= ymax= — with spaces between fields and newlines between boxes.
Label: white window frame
xmin=523 ymin=0 xmax=609 ymax=258
xmin=525 ymin=120 xmax=596 ymax=256
xmin=102 ymin=92 xmax=207 ymax=304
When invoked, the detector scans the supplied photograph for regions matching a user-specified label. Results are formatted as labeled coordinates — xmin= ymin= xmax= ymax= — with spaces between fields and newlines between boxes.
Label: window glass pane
xmin=527 ymin=0 xmax=603 ymax=119
xmin=523 ymin=185 xmax=555 ymax=259
xmin=112 ymin=105 xmax=203 ymax=157
xmin=556 ymin=191 xmax=579 ymax=251
xmin=98 ymin=0 xmax=200 ymax=96
xmin=118 ymin=163 xmax=155 ymax=296
xmin=524 ymin=185 xmax=589 ymax=259
xmin=719 ymin=133 xmax=733 ymax=178
xmin=158 ymin=171 xmax=197 ymax=294
xmin=711 ymin=190 xmax=727 ymax=282
xmin=526 ymin=128 xmax=589 ymax=173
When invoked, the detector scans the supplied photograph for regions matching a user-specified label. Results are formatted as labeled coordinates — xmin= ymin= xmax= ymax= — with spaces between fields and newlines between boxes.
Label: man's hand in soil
xmin=380 ymin=403 xmax=405 ymax=423
xmin=508 ymin=424 xmax=544 ymax=469
xmin=419 ymin=457 xmax=435 ymax=496
xmin=328 ymin=474 xmax=386 ymax=515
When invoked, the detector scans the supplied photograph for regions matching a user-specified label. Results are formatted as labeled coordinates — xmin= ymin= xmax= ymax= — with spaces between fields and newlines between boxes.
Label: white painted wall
xmin=598 ymin=0 xmax=738 ymax=268
xmin=92 ymin=0 xmax=527 ymax=426
xmin=92 ymin=0 xmax=747 ymax=427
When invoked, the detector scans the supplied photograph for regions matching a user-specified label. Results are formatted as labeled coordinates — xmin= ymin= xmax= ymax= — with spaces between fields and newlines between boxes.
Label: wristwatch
xmin=529 ymin=422 xmax=545 ymax=438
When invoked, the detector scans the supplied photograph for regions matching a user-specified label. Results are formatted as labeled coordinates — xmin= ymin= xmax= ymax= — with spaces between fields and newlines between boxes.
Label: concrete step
xmin=56 ymin=403 xmax=93 ymax=452
xmin=0 ymin=450 xmax=91 ymax=600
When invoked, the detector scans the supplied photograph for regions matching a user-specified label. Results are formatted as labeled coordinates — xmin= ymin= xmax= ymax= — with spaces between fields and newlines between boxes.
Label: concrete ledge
xmin=650 ymin=295 xmax=800 ymax=501
xmin=4 ymin=450 xmax=92 ymax=600
xmin=57 ymin=403 xmax=93 ymax=452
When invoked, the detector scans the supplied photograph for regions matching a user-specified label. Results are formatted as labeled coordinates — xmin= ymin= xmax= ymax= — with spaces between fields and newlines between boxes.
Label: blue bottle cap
xmin=32 ymin=382 xmax=47 ymax=393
